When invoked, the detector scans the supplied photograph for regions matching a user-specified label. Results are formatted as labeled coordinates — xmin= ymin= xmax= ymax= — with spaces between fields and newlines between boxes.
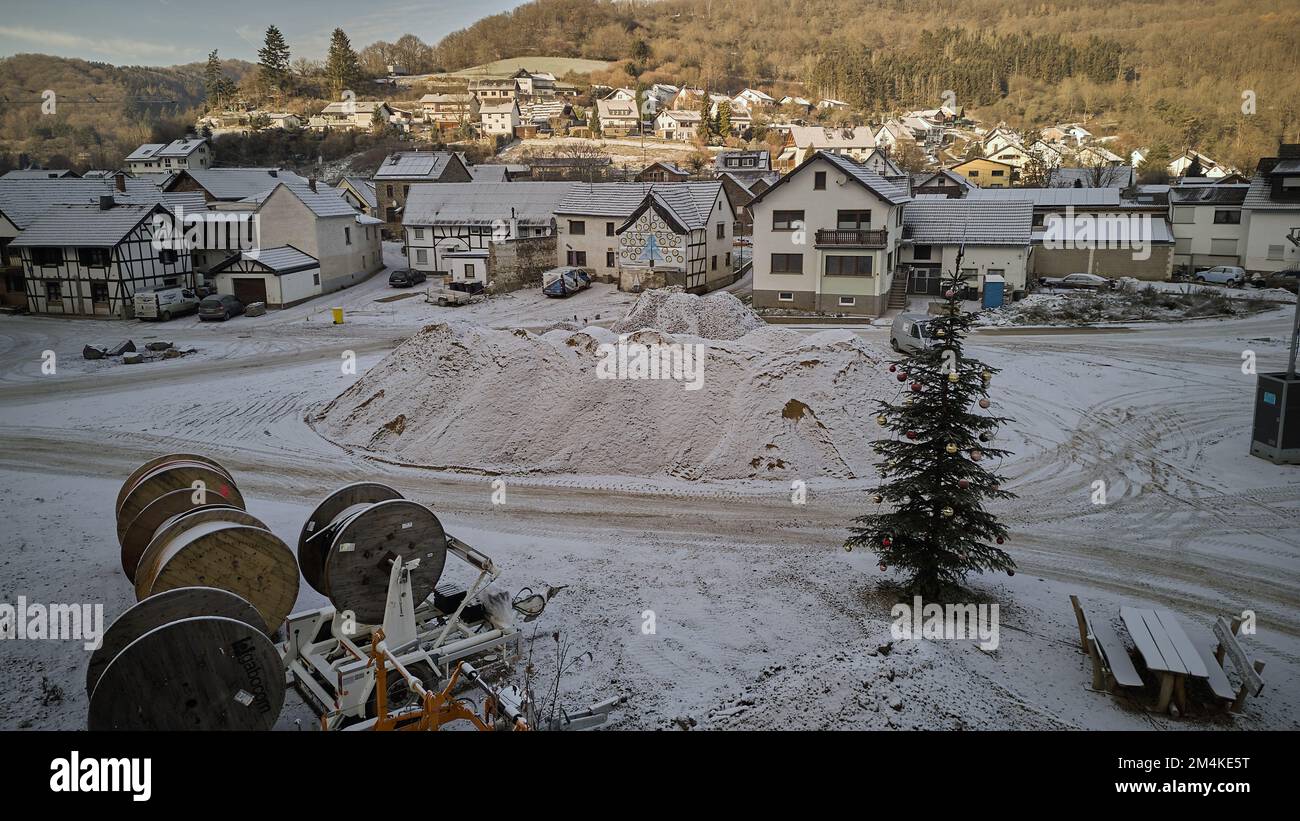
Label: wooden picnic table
xmin=1120 ymin=607 xmax=1209 ymax=714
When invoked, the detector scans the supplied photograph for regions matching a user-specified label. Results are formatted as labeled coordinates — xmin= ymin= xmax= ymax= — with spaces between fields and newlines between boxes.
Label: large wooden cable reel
xmin=133 ymin=506 xmax=300 ymax=630
xmin=87 ymin=613 xmax=284 ymax=731
xmin=115 ymin=455 xmax=243 ymax=546
xmin=300 ymin=484 xmax=449 ymax=625
xmin=85 ymin=586 xmax=268 ymax=700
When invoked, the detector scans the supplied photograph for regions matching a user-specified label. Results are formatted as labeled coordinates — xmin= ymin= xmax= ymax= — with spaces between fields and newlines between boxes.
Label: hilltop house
xmin=479 ymin=100 xmax=522 ymax=137
xmin=373 ymin=151 xmax=473 ymax=236
xmin=420 ymin=93 xmax=480 ymax=132
xmin=734 ymin=88 xmax=776 ymax=109
xmin=748 ymin=151 xmax=912 ymax=315
xmin=310 ymin=101 xmax=395 ymax=131
xmin=949 ymin=157 xmax=1018 ymax=188
xmin=779 ymin=126 xmax=878 ymax=171
xmin=554 ymin=181 xmax=736 ymax=292
xmin=125 ymin=139 xmax=211 ymax=176
xmin=469 ymin=77 xmax=517 ymax=102
xmin=654 ymin=110 xmax=703 ymax=142
xmin=597 ymin=98 xmax=640 ymax=137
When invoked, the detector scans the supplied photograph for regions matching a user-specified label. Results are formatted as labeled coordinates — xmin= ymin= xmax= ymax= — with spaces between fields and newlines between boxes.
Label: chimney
xmin=114 ymin=172 xmax=126 ymax=193
xmin=99 ymin=195 xmax=115 ymax=210
xmin=269 ymin=169 xmax=278 ymax=178
xmin=308 ymin=177 xmax=317 ymax=192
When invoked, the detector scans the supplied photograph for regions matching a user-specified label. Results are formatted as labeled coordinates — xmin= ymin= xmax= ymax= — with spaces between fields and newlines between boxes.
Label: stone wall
xmin=487 ymin=235 xmax=557 ymax=294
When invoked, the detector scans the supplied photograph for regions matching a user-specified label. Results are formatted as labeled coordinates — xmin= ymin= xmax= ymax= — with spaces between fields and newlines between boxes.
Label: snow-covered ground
xmin=1 ymin=272 xmax=1297 ymax=731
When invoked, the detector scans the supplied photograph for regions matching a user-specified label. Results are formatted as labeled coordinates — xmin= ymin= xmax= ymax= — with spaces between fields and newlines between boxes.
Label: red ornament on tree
xmin=906 ymin=431 xmax=917 ymax=439
xmin=881 ymin=537 xmax=892 ymax=547
xmin=896 ymin=373 xmax=906 ymax=382
xmin=910 ymin=382 xmax=921 ymax=392
xmin=996 ymin=536 xmax=1005 ymax=545
xmin=889 ymin=364 xmax=897 ymax=373
xmin=958 ymin=479 xmax=969 ymax=489
xmin=978 ymin=398 xmax=990 ymax=409
xmin=878 ymin=562 xmax=888 ymax=572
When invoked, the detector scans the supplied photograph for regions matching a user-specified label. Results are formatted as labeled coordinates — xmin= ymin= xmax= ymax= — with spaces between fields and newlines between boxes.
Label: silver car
xmin=890 ymin=313 xmax=933 ymax=354
xmin=1194 ymin=265 xmax=1246 ymax=287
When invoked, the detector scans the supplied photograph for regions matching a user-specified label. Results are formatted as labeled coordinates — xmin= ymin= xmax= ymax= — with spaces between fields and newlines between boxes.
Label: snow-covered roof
xmin=11 ymin=201 xmax=162 ymax=247
xmin=126 ymin=139 xmax=206 ymax=161
xmin=904 ymin=198 xmax=1033 ymax=245
xmin=403 ymin=181 xmax=571 ymax=227
xmin=0 ymin=177 xmax=172 ymax=229
xmin=246 ymin=182 xmax=360 ymax=218
xmin=556 ymin=181 xmax=725 ymax=229
xmin=373 ymin=151 xmax=462 ymax=181
xmin=967 ymin=187 xmax=1123 ymax=207
xmin=183 ymin=168 xmax=309 ymax=200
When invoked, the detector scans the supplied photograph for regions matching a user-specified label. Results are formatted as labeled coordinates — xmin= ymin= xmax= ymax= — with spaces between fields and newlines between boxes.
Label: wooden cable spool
xmin=116 ymin=457 xmax=242 ymax=546
xmin=85 ymin=586 xmax=267 ymax=699
xmin=119 ymin=487 xmax=239 ymax=582
xmin=134 ymin=511 xmax=300 ymax=631
xmin=306 ymin=488 xmax=448 ymax=625
xmin=87 ymin=615 xmax=285 ymax=731
xmin=115 ymin=453 xmax=229 ymax=513
xmin=297 ymin=482 xmax=403 ymax=596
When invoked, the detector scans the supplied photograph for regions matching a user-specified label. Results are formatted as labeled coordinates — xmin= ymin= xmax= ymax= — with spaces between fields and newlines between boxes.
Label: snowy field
xmin=1 ymin=260 xmax=1297 ymax=730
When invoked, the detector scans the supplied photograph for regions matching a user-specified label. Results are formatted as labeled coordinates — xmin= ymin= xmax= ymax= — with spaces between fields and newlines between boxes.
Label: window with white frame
xmin=777 ymin=291 xmax=794 ymax=301
xmin=838 ymin=296 xmax=855 ymax=306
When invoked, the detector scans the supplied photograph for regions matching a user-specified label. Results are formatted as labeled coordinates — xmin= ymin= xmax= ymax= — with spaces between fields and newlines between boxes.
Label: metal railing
xmin=814 ymin=228 xmax=889 ymax=248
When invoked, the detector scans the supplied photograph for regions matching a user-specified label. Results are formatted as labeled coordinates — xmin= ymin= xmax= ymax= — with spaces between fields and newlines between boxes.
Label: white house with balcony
xmin=125 ymin=139 xmax=211 ymax=176
xmin=748 ymin=151 xmax=912 ymax=315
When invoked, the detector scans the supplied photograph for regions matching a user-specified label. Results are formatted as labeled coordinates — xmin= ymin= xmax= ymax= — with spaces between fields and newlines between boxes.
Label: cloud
xmin=0 ymin=25 xmax=192 ymax=63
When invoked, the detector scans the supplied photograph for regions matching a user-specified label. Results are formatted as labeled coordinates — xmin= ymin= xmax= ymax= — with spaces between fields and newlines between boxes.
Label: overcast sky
xmin=0 ymin=0 xmax=526 ymax=65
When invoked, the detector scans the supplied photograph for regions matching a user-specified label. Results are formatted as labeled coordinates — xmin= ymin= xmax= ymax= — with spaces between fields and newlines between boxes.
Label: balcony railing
xmin=814 ymin=228 xmax=889 ymax=248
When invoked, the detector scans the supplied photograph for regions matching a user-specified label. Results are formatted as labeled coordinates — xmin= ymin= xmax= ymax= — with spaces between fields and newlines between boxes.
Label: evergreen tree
xmin=325 ymin=28 xmax=362 ymax=98
xmin=204 ymin=49 xmax=235 ymax=110
xmin=258 ymin=25 xmax=292 ymax=95
xmin=717 ymin=100 xmax=732 ymax=138
xmin=846 ymin=252 xmax=1016 ymax=599
xmin=697 ymin=90 xmax=713 ymax=141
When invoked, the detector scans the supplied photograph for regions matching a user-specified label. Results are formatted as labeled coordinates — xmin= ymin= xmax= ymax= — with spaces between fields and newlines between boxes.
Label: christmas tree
xmin=845 ymin=250 xmax=1016 ymax=598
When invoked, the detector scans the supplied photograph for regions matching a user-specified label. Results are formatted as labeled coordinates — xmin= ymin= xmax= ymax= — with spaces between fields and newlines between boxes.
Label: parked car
xmin=388 ymin=268 xmax=427 ymax=288
xmin=1037 ymin=272 xmax=1115 ymax=290
xmin=890 ymin=313 xmax=934 ymax=354
xmin=427 ymin=280 xmax=486 ymax=306
xmin=133 ymin=285 xmax=199 ymax=321
xmin=198 ymin=294 xmax=245 ymax=321
xmin=1251 ymin=267 xmax=1300 ymax=287
xmin=1193 ymin=265 xmax=1246 ymax=287
xmin=541 ymin=267 xmax=589 ymax=298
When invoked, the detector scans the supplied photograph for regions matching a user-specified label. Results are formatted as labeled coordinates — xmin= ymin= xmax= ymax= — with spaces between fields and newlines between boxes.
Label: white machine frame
xmin=279 ymin=535 xmax=521 ymax=729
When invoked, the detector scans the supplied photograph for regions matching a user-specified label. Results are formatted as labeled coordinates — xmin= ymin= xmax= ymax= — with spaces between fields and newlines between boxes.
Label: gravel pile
xmin=613 ymin=288 xmax=764 ymax=340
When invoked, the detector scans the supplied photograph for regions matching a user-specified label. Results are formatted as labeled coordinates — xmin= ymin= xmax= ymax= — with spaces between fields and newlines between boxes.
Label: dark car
xmin=198 ymin=294 xmax=245 ymax=321
xmin=1251 ymin=268 xmax=1300 ymax=288
xmin=388 ymin=268 xmax=427 ymax=288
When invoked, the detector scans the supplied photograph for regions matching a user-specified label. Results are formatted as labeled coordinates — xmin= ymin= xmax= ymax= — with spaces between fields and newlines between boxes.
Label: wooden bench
xmin=1210 ymin=616 xmax=1266 ymax=713
xmin=1070 ymin=595 xmax=1144 ymax=694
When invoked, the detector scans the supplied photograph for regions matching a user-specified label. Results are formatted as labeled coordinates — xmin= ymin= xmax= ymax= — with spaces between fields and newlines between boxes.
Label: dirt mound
xmin=312 ymin=321 xmax=893 ymax=481
xmin=612 ymin=288 xmax=764 ymax=340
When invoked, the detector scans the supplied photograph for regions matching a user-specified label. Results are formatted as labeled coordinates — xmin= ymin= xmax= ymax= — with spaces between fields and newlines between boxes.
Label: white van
xmin=134 ymin=285 xmax=200 ymax=321
xmin=890 ymin=313 xmax=934 ymax=354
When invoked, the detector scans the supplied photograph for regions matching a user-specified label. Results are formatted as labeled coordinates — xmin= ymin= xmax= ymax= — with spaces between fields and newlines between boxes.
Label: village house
xmin=125 ymin=138 xmax=211 ymax=176
xmin=711 ymin=100 xmax=753 ymax=136
xmin=372 ymin=151 xmax=473 ymax=236
xmin=469 ymin=77 xmax=517 ymax=102
xmin=654 ymin=109 xmax=703 ymax=142
xmin=401 ymin=181 xmax=570 ymax=291
xmin=714 ymin=150 xmax=773 ymax=187
xmin=779 ymin=125 xmax=878 ymax=171
xmin=554 ymin=181 xmax=736 ymax=292
xmin=420 ymin=93 xmax=480 ymax=132
xmin=236 ymin=181 xmax=384 ymax=298
xmin=967 ymin=186 xmax=1175 ymax=281
xmin=0 ymin=174 xmax=185 ymax=308
xmin=1241 ymin=147 xmax=1300 ymax=272
xmin=10 ymin=198 xmax=193 ymax=318
xmin=912 ymin=168 xmax=977 ymax=198
xmin=817 ymin=98 xmax=849 ymax=110
xmin=950 ymin=157 xmax=1018 ymax=188
xmin=309 ymin=100 xmax=395 ymax=131
xmin=334 ymin=176 xmax=378 ymax=216
xmin=637 ymin=162 xmax=690 ymax=183
xmin=748 ymin=151 xmax=912 ymax=315
xmin=898 ymin=198 xmax=1033 ymax=295
xmin=479 ymin=100 xmax=522 ymax=137
xmin=1168 ymin=183 xmax=1249 ymax=273
xmin=597 ymin=98 xmax=640 ymax=137
xmin=207 ymin=245 xmax=321 ymax=309
xmin=167 ymin=167 xmax=310 ymax=202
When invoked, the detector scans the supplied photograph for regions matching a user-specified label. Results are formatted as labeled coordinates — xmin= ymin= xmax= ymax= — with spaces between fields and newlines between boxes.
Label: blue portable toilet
xmin=982 ymin=274 xmax=1005 ymax=309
